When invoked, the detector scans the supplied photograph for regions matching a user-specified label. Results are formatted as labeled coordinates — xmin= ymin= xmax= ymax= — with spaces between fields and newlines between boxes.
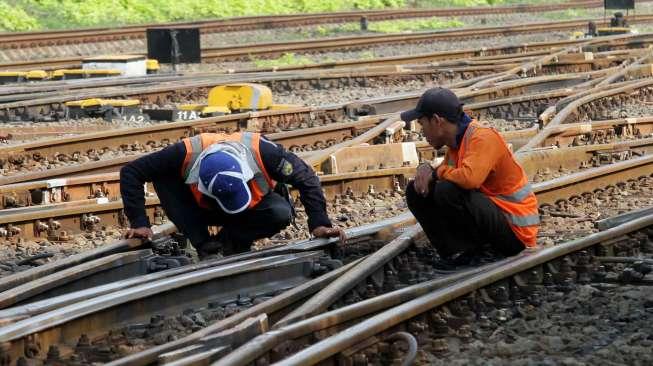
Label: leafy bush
xmin=6 ymin=0 xmax=408 ymax=30
xmin=1 ymin=0 xmax=563 ymax=31
xmin=0 ymin=2 xmax=39 ymax=31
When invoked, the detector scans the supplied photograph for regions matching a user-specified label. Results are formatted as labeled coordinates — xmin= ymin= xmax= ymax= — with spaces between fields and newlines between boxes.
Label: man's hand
xmin=414 ymin=163 xmax=434 ymax=197
xmin=124 ymin=227 xmax=154 ymax=241
xmin=312 ymin=226 xmax=347 ymax=245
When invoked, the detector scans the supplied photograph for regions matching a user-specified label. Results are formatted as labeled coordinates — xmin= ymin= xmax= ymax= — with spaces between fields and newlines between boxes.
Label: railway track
xmin=0 ymin=0 xmax=611 ymax=51
xmin=4 ymin=15 xmax=653 ymax=71
xmin=0 ymin=82 xmax=583 ymax=185
xmin=1 ymin=128 xmax=651 ymax=240
xmin=233 ymin=212 xmax=653 ymax=366
xmin=0 ymin=154 xmax=649 ymax=364
xmin=1 ymin=33 xmax=648 ymax=122
xmin=3 ymin=67 xmax=653 ymax=236
xmin=0 ymin=14 xmax=652 ymax=365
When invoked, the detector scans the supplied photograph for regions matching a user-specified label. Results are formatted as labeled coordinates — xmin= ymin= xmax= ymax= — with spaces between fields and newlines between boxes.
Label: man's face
xmin=419 ymin=114 xmax=446 ymax=149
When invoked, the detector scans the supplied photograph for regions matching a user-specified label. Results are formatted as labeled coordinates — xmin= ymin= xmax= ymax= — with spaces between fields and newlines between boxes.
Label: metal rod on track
xmin=273 ymin=214 xmax=653 ymax=366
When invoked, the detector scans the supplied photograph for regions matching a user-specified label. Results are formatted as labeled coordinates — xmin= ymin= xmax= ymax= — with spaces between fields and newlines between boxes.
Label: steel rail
xmin=0 ymin=213 xmax=416 ymax=364
xmin=0 ymin=251 xmax=325 ymax=362
xmin=518 ymin=137 xmax=653 ymax=177
xmin=0 ymin=249 xmax=153 ymax=309
xmin=3 ymin=112 xmax=651 ymax=234
xmin=0 ymin=77 xmax=587 ymax=184
xmin=0 ymin=1 xmax=609 ymax=50
xmin=0 ymin=213 xmax=412 ymax=320
xmin=1 ymin=124 xmax=651 ymax=240
xmin=210 ymin=257 xmax=517 ymax=366
xmin=0 ymin=222 xmax=175 ymax=292
xmin=0 ymin=98 xmax=653 ymax=214
xmin=540 ymin=117 xmax=653 ymax=147
xmin=0 ymin=168 xmax=416 ymax=240
xmin=271 ymin=214 xmax=653 ymax=366
xmin=275 ymin=225 xmax=422 ymax=326
xmin=234 ymin=36 xmax=652 ymax=73
xmin=471 ymin=44 xmax=582 ymax=89
xmin=0 ymin=65 xmax=481 ymax=103
xmin=532 ymin=154 xmax=653 ymax=205
xmin=116 ymin=264 xmax=500 ymax=366
xmin=1 ymin=47 xmax=626 ymax=104
xmin=0 ymin=42 xmax=634 ymax=121
xmin=520 ymin=77 xmax=653 ymax=151
xmin=104 ymin=258 xmax=362 ymax=366
xmin=596 ymin=51 xmax=653 ymax=86
xmin=198 ymin=18 xmax=653 ymax=61
xmin=0 ymin=54 xmax=613 ymax=105
xmin=5 ymin=17 xmax=653 ymax=71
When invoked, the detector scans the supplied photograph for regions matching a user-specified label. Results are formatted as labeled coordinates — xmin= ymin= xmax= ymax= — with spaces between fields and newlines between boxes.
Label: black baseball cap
xmin=400 ymin=87 xmax=464 ymax=124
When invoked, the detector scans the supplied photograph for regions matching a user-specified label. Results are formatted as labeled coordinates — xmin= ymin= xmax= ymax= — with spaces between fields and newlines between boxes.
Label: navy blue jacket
xmin=120 ymin=136 xmax=332 ymax=232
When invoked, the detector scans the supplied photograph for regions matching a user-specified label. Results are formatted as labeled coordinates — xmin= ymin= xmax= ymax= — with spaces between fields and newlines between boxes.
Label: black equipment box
xmin=604 ymin=0 xmax=635 ymax=9
xmin=146 ymin=27 xmax=201 ymax=63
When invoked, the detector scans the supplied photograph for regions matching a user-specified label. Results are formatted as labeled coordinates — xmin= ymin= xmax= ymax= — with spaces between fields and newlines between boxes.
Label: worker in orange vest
xmin=120 ymin=132 xmax=345 ymax=259
xmin=401 ymin=88 xmax=539 ymax=267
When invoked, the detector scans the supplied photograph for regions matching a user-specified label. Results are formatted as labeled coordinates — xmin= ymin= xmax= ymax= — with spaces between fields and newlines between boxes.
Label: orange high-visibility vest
xmin=455 ymin=121 xmax=539 ymax=247
xmin=180 ymin=132 xmax=276 ymax=209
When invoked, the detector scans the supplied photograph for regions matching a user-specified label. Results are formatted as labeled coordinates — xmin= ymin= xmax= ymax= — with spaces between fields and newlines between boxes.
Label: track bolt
xmin=0 ymin=343 xmax=12 ymax=366
xmin=478 ymin=315 xmax=492 ymax=329
xmin=76 ymin=334 xmax=90 ymax=351
xmin=49 ymin=220 xmax=61 ymax=230
xmin=35 ymin=221 xmax=49 ymax=233
xmin=430 ymin=313 xmax=449 ymax=337
xmin=45 ymin=345 xmax=61 ymax=364
xmin=24 ymin=335 xmax=40 ymax=358
xmin=457 ymin=325 xmax=473 ymax=342
xmin=430 ymin=338 xmax=449 ymax=354
xmin=81 ymin=214 xmax=101 ymax=230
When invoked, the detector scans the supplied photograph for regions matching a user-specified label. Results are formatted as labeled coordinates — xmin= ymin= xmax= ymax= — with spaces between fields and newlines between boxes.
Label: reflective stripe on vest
xmin=456 ymin=121 xmax=539 ymax=245
xmin=504 ymin=212 xmax=541 ymax=227
xmin=496 ymin=182 xmax=533 ymax=203
xmin=184 ymin=136 xmax=204 ymax=179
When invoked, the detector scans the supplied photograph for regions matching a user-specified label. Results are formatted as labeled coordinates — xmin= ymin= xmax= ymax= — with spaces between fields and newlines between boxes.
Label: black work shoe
xmin=432 ymin=257 xmax=458 ymax=271
xmin=195 ymin=240 xmax=224 ymax=261
xmin=432 ymin=250 xmax=477 ymax=271
xmin=197 ymin=252 xmax=223 ymax=261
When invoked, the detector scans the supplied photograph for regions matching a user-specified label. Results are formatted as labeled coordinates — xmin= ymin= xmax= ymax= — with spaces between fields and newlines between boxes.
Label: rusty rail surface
xmin=0 ymin=212 xmax=418 ymax=364
xmin=0 ymin=74 xmax=605 ymax=185
xmin=0 ymin=1 xmax=610 ymax=50
xmin=520 ymin=77 xmax=653 ymax=151
xmin=4 ymin=16 xmax=653 ymax=71
xmin=264 ymin=214 xmax=653 ymax=366
xmin=0 ymin=38 xmax=641 ymax=123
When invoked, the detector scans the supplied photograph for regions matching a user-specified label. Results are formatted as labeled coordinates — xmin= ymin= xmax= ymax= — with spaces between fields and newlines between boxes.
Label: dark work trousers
xmin=405 ymin=180 xmax=525 ymax=258
xmin=153 ymin=178 xmax=292 ymax=255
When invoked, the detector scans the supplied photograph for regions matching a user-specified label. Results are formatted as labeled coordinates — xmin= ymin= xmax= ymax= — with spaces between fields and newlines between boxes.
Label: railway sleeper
xmin=244 ymin=218 xmax=653 ymax=366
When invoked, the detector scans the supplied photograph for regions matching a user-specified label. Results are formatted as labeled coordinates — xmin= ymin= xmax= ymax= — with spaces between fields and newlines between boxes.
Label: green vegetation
xmin=0 ymin=2 xmax=39 ymax=31
xmin=0 ymin=0 xmax=556 ymax=32
xmin=253 ymin=53 xmax=315 ymax=68
xmin=311 ymin=17 xmax=463 ymax=37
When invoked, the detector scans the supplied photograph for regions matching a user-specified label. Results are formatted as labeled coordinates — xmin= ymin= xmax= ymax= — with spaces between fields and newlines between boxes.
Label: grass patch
xmin=2 ymin=0 xmax=569 ymax=31
xmin=253 ymin=53 xmax=315 ymax=68
xmin=0 ymin=2 xmax=39 ymax=31
xmin=312 ymin=17 xmax=464 ymax=37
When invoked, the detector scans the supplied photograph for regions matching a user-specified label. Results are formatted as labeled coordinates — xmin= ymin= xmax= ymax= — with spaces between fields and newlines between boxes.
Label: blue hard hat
xmin=198 ymin=151 xmax=252 ymax=214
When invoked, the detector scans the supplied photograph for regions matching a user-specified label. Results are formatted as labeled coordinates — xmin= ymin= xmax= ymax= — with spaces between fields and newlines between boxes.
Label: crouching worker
xmin=401 ymin=88 xmax=540 ymax=266
xmin=120 ymin=132 xmax=345 ymax=259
